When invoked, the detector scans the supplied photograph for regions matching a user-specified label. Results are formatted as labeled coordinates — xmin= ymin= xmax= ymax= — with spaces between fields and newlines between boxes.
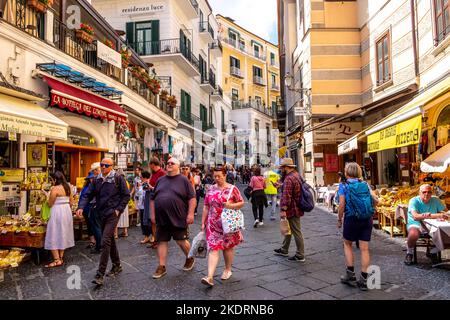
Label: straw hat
xmin=279 ymin=158 xmax=297 ymax=168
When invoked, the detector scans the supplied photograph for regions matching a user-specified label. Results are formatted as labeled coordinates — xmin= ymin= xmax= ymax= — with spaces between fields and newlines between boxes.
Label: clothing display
xmin=437 ymin=125 xmax=449 ymax=147
xmin=427 ymin=128 xmax=436 ymax=154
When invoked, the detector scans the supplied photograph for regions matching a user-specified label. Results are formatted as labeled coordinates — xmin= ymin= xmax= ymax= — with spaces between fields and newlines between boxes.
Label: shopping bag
xmin=41 ymin=201 xmax=51 ymax=222
xmin=221 ymin=186 xmax=245 ymax=234
xmin=280 ymin=218 xmax=291 ymax=236
xmin=188 ymin=231 xmax=207 ymax=258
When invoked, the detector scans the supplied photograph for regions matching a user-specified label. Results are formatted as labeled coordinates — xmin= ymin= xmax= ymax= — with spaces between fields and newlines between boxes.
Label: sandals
xmin=86 ymin=242 xmax=96 ymax=249
xmin=221 ymin=270 xmax=233 ymax=280
xmin=45 ymin=259 xmax=63 ymax=268
xmin=140 ymin=238 xmax=150 ymax=244
xmin=201 ymin=277 xmax=214 ymax=287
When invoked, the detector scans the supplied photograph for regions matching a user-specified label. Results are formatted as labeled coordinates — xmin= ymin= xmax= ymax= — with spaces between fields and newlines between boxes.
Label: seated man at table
xmin=405 ymin=184 xmax=448 ymax=265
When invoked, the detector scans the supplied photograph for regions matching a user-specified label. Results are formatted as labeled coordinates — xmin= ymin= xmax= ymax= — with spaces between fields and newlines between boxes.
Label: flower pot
xmin=76 ymin=29 xmax=93 ymax=44
xmin=27 ymin=0 xmax=48 ymax=13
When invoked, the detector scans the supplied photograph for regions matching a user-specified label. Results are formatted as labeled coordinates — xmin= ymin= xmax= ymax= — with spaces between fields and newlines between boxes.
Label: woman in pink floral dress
xmin=200 ymin=166 xmax=245 ymax=287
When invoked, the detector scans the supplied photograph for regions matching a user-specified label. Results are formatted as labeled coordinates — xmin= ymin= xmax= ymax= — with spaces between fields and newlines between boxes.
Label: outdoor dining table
xmin=424 ymin=218 xmax=450 ymax=267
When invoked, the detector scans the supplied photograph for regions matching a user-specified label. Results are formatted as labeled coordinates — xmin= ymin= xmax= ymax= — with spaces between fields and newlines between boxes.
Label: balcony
xmin=253 ymin=51 xmax=266 ymax=61
xmin=179 ymin=110 xmax=194 ymax=126
xmin=223 ymin=37 xmax=237 ymax=48
xmin=130 ymin=39 xmax=200 ymax=77
xmin=199 ymin=21 xmax=214 ymax=42
xmin=158 ymin=99 xmax=175 ymax=118
xmin=211 ymin=85 xmax=223 ymax=100
xmin=271 ymin=83 xmax=280 ymax=91
xmin=202 ymin=122 xmax=216 ymax=132
xmin=230 ymin=66 xmax=244 ymax=78
xmin=200 ymin=73 xmax=214 ymax=94
xmin=178 ymin=0 xmax=199 ymax=19
xmin=209 ymin=39 xmax=223 ymax=56
xmin=231 ymin=99 xmax=275 ymax=118
xmin=270 ymin=61 xmax=280 ymax=68
xmin=253 ymin=76 xmax=265 ymax=86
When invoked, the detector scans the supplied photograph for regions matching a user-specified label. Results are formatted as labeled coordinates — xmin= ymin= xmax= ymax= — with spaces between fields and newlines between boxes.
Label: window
xmin=209 ymin=105 xmax=213 ymax=124
xmin=230 ymin=57 xmax=240 ymax=69
xmin=433 ymin=0 xmax=450 ymax=45
xmin=271 ymin=74 xmax=276 ymax=86
xmin=375 ymin=31 xmax=391 ymax=86
xmin=239 ymin=39 xmax=245 ymax=51
xmin=229 ymin=31 xmax=238 ymax=46
xmin=221 ymin=108 xmax=225 ymax=131
xmin=253 ymin=66 xmax=262 ymax=77
xmin=126 ymin=21 xmax=160 ymax=55
xmin=254 ymin=44 xmax=260 ymax=57
xmin=232 ymin=88 xmax=239 ymax=101
xmin=199 ymin=55 xmax=207 ymax=82
xmin=270 ymin=52 xmax=276 ymax=65
xmin=255 ymin=96 xmax=262 ymax=106
xmin=180 ymin=90 xmax=191 ymax=122
xmin=200 ymin=104 xmax=207 ymax=129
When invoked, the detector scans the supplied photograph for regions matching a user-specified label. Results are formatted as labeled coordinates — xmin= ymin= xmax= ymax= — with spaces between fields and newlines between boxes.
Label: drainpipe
xmin=410 ymin=0 xmax=420 ymax=86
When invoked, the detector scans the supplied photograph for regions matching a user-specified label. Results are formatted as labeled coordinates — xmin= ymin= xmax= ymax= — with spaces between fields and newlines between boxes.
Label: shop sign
xmin=97 ymin=41 xmax=122 ymax=69
xmin=313 ymin=122 xmax=362 ymax=144
xmin=0 ymin=168 xmax=25 ymax=183
xmin=325 ymin=154 xmax=339 ymax=173
xmin=313 ymin=153 xmax=323 ymax=158
xmin=338 ymin=136 xmax=358 ymax=155
xmin=0 ymin=113 xmax=67 ymax=140
xmin=50 ymin=93 xmax=127 ymax=124
xmin=367 ymin=115 xmax=422 ymax=153
xmin=314 ymin=161 xmax=324 ymax=167
xmin=119 ymin=3 xmax=165 ymax=16
xmin=8 ymin=132 xmax=17 ymax=141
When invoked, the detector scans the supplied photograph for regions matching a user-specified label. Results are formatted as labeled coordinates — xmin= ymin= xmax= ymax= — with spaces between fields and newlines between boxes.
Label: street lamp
xmin=284 ymin=72 xmax=312 ymax=121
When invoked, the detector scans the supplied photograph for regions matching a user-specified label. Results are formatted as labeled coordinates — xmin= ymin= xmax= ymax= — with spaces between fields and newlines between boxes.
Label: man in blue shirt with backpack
xmin=337 ymin=162 xmax=377 ymax=291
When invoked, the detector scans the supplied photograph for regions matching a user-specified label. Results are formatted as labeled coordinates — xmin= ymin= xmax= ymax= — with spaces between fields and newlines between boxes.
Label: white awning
xmin=421 ymin=143 xmax=450 ymax=173
xmin=0 ymin=93 xmax=68 ymax=140
xmin=168 ymin=128 xmax=193 ymax=145
xmin=338 ymin=134 xmax=360 ymax=155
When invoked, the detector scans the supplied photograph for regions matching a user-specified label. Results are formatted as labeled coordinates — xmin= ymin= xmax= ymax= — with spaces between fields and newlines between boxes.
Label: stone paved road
xmin=1 ymin=184 xmax=449 ymax=300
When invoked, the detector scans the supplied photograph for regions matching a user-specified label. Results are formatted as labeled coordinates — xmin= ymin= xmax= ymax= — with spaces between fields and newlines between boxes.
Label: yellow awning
xmin=0 ymin=93 xmax=68 ymax=140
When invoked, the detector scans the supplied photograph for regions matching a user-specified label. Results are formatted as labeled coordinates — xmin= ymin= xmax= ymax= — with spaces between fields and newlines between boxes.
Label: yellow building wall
xmin=312 ymin=80 xmax=361 ymax=95
xmin=311 ymin=56 xmax=361 ymax=69
xmin=324 ymin=2 xmax=358 ymax=28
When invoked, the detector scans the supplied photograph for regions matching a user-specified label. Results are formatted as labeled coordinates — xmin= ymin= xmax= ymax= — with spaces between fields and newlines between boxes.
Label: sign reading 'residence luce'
xmin=120 ymin=3 xmax=165 ymax=16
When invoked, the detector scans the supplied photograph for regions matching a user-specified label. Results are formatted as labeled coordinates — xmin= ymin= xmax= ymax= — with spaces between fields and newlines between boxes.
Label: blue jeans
xmin=89 ymin=207 xmax=102 ymax=251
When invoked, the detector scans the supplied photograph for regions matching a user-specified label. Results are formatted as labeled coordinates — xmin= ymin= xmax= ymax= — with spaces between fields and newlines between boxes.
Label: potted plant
xmin=160 ymin=89 xmax=169 ymax=101
xmin=121 ymin=48 xmax=131 ymax=68
xmin=104 ymin=39 xmax=114 ymax=49
xmin=76 ymin=23 xmax=94 ymax=44
xmin=167 ymin=95 xmax=177 ymax=108
xmin=148 ymin=78 xmax=161 ymax=95
xmin=27 ymin=0 xmax=48 ymax=13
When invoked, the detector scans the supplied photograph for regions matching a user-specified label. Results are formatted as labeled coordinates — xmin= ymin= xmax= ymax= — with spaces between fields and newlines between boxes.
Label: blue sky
xmin=209 ymin=0 xmax=278 ymax=45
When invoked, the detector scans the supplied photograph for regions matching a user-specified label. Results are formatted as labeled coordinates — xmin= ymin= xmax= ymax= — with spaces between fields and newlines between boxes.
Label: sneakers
xmin=357 ymin=276 xmax=368 ymax=291
xmin=106 ymin=264 xmax=123 ymax=277
xmin=152 ymin=265 xmax=167 ymax=279
xmin=258 ymin=221 xmax=264 ymax=226
xmin=340 ymin=270 xmax=357 ymax=287
xmin=287 ymin=255 xmax=306 ymax=262
xmin=404 ymin=253 xmax=415 ymax=265
xmin=183 ymin=257 xmax=195 ymax=271
xmin=253 ymin=219 xmax=259 ymax=228
xmin=273 ymin=248 xmax=289 ymax=257
xmin=92 ymin=272 xmax=104 ymax=286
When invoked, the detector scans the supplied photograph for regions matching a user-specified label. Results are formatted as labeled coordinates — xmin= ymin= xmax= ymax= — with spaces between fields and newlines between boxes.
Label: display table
xmin=423 ymin=219 xmax=450 ymax=268
xmin=378 ymin=206 xmax=407 ymax=237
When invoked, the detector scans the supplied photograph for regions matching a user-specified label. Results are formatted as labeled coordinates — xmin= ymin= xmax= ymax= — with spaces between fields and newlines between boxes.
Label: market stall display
xmin=0 ymin=248 xmax=30 ymax=282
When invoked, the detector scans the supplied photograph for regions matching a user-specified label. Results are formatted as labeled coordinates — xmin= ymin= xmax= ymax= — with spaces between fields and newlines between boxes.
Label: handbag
xmin=243 ymin=185 xmax=253 ymax=200
xmin=280 ymin=218 xmax=291 ymax=236
xmin=221 ymin=186 xmax=245 ymax=234
xmin=188 ymin=231 xmax=207 ymax=258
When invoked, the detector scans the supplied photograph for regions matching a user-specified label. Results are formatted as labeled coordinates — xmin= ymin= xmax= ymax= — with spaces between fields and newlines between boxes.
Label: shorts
xmin=343 ymin=216 xmax=373 ymax=242
xmin=156 ymin=225 xmax=189 ymax=242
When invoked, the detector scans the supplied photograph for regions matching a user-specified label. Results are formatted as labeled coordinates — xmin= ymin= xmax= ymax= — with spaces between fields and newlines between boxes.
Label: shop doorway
xmin=377 ymin=148 xmax=398 ymax=187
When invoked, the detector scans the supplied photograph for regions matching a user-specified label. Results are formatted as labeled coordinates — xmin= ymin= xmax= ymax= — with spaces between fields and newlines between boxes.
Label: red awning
xmin=43 ymin=76 xmax=128 ymax=124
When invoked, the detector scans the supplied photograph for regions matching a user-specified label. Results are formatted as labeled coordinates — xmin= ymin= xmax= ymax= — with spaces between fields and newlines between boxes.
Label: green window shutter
xmin=181 ymin=90 xmax=186 ymax=114
xmin=187 ymin=93 xmax=191 ymax=114
xmin=151 ymin=20 xmax=160 ymax=54
xmin=126 ymin=22 xmax=135 ymax=46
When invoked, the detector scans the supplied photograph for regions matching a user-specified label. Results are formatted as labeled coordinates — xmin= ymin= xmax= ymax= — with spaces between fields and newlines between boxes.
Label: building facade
xmin=91 ymin=0 xmax=231 ymax=165
xmin=217 ymin=15 xmax=281 ymax=166
xmin=278 ymin=0 xmax=450 ymax=187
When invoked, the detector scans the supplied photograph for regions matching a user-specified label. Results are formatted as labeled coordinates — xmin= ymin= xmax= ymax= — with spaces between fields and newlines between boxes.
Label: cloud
xmin=209 ymin=0 xmax=278 ymax=44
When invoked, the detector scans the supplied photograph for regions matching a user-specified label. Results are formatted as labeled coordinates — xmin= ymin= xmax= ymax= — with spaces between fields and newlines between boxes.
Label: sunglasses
xmin=100 ymin=163 xmax=112 ymax=168
xmin=167 ymin=162 xmax=176 ymax=166
xmin=182 ymin=168 xmax=190 ymax=170
xmin=422 ymin=191 xmax=432 ymax=194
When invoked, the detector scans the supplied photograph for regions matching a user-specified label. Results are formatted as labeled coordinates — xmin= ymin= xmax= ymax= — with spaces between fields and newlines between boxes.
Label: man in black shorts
xmin=150 ymin=157 xmax=196 ymax=279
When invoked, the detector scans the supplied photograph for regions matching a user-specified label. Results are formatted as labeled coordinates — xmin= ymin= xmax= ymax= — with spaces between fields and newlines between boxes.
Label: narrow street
xmin=1 ymin=185 xmax=449 ymax=300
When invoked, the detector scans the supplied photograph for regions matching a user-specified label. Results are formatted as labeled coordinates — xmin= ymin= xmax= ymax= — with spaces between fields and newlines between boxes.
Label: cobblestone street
xmin=1 ymin=185 xmax=449 ymax=300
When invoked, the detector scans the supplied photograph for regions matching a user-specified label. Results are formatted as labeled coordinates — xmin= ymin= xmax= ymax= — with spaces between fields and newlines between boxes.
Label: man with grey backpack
xmin=337 ymin=162 xmax=378 ymax=291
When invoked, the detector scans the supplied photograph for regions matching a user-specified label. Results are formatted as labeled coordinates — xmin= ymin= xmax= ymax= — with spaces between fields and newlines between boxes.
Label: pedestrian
xmin=131 ymin=167 xmax=142 ymax=227
xmin=115 ymin=169 xmax=130 ymax=238
xmin=181 ymin=163 xmax=196 ymax=190
xmin=147 ymin=157 xmax=166 ymax=248
xmin=273 ymin=158 xmax=306 ymax=262
xmin=193 ymin=168 xmax=203 ymax=216
xmin=136 ymin=171 xmax=151 ymax=244
xmin=337 ymin=162 xmax=377 ymax=290
xmin=76 ymin=158 xmax=131 ymax=286
xmin=44 ymin=171 xmax=75 ymax=267
xmin=264 ymin=165 xmax=281 ymax=221
xmin=88 ymin=162 xmax=102 ymax=254
xmin=79 ymin=171 xmax=97 ymax=251
xmin=250 ymin=167 xmax=268 ymax=228
xmin=150 ymin=157 xmax=196 ymax=279
xmin=200 ymin=165 xmax=245 ymax=287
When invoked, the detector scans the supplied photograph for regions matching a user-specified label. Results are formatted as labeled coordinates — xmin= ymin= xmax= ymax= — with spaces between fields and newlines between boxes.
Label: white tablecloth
xmin=424 ymin=219 xmax=450 ymax=251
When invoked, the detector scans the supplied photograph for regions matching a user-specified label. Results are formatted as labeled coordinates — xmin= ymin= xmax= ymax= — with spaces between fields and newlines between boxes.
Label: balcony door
xmin=180 ymin=30 xmax=191 ymax=59
xmin=200 ymin=104 xmax=207 ymax=130
xmin=126 ymin=21 xmax=159 ymax=55
xmin=181 ymin=90 xmax=191 ymax=122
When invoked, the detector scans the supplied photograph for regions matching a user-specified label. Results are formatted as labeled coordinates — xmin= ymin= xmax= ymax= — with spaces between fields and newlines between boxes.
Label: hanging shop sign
xmin=313 ymin=122 xmax=362 ymax=144
xmin=97 ymin=41 xmax=122 ymax=69
xmin=367 ymin=115 xmax=422 ymax=153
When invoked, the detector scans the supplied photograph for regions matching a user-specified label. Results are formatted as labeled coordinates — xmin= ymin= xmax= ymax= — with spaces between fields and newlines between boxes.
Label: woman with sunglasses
xmin=200 ymin=166 xmax=245 ymax=287
xmin=181 ymin=164 xmax=196 ymax=190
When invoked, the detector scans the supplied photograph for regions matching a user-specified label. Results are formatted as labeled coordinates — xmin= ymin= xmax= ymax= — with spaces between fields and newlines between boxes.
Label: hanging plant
xmin=104 ymin=39 xmax=114 ymax=49
xmin=76 ymin=23 xmax=94 ymax=43
xmin=121 ymin=47 xmax=131 ymax=68
xmin=167 ymin=95 xmax=177 ymax=108
xmin=27 ymin=0 xmax=48 ymax=14
xmin=160 ymin=89 xmax=169 ymax=101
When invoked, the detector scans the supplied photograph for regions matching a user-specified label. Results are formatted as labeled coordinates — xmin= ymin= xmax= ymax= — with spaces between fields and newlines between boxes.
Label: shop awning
xmin=0 ymin=93 xmax=68 ymax=140
xmin=43 ymin=75 xmax=128 ymax=124
xmin=338 ymin=134 xmax=360 ymax=155
xmin=168 ymin=128 xmax=193 ymax=145
xmin=421 ymin=143 xmax=450 ymax=173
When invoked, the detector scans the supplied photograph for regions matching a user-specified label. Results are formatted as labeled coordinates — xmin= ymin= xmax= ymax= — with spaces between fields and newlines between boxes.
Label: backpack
xmin=297 ymin=175 xmax=315 ymax=212
xmin=344 ymin=180 xmax=374 ymax=220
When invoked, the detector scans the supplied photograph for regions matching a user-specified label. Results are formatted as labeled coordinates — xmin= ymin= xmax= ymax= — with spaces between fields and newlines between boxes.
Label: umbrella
xmin=420 ymin=143 xmax=450 ymax=173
